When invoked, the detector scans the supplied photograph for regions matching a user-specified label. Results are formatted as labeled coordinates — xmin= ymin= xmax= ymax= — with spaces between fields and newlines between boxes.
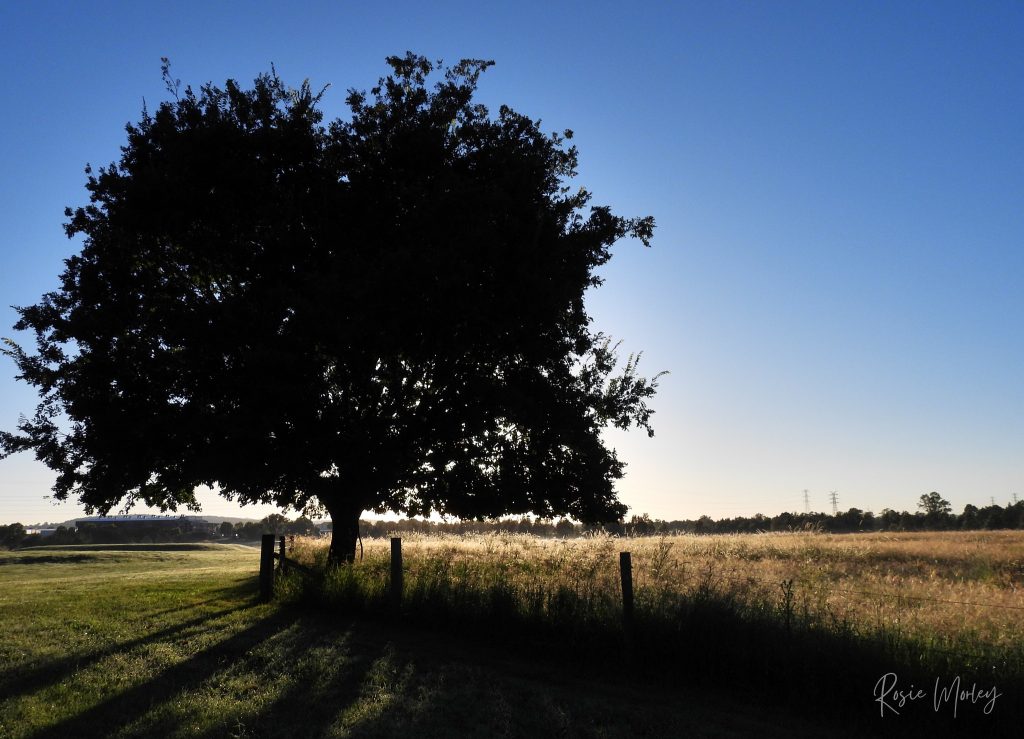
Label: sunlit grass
xmin=283 ymin=530 xmax=1024 ymax=683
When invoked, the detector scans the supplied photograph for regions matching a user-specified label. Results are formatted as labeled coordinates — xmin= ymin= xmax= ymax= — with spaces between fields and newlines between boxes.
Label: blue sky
xmin=1 ymin=1 xmax=1021 ymax=524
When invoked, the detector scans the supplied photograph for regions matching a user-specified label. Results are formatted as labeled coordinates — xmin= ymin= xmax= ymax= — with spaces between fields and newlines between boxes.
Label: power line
xmin=828 ymin=490 xmax=839 ymax=516
xmin=802 ymin=489 xmax=809 ymax=514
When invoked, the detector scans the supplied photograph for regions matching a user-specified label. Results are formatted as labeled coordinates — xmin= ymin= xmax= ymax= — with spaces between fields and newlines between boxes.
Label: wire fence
xmin=263 ymin=534 xmax=1024 ymax=668
xmin=267 ymin=534 xmax=1024 ymax=613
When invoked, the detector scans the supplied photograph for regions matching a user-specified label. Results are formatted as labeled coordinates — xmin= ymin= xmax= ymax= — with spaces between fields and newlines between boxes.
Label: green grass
xmin=0 ymin=543 xmax=871 ymax=738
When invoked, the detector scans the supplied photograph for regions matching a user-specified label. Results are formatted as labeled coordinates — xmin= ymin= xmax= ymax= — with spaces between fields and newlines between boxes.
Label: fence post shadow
xmin=391 ymin=537 xmax=403 ymax=615
xmin=620 ymin=551 xmax=634 ymax=661
xmin=260 ymin=533 xmax=275 ymax=601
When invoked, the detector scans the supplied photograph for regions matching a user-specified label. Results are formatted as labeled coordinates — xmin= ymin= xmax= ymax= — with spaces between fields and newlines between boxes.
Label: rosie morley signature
xmin=873 ymin=672 xmax=1001 ymax=718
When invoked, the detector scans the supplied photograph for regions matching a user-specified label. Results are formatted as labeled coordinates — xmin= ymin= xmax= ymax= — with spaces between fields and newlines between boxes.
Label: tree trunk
xmin=327 ymin=507 xmax=361 ymax=566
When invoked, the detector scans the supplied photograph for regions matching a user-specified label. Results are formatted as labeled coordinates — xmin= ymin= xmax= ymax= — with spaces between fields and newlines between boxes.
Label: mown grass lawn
xmin=0 ymin=540 xmax=1016 ymax=738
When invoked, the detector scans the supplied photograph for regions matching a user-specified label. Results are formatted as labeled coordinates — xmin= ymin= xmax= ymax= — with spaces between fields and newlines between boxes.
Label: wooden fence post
xmin=391 ymin=537 xmax=403 ymax=612
xmin=620 ymin=551 xmax=634 ymax=651
xmin=260 ymin=534 xmax=275 ymax=601
xmin=279 ymin=536 xmax=287 ymax=574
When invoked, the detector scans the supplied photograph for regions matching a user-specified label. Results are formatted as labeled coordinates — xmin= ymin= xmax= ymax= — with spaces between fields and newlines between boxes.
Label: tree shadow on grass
xmin=626 ymin=601 xmax=1023 ymax=739
xmin=85 ymin=611 xmax=843 ymax=739
xmin=0 ymin=581 xmax=257 ymax=704
xmin=191 ymin=617 xmax=865 ymax=739
xmin=16 ymin=598 xmax=1020 ymax=738
xmin=239 ymin=604 xmax=1022 ymax=739
xmin=191 ymin=617 xmax=387 ymax=739
xmin=25 ymin=607 xmax=303 ymax=739
xmin=15 ymin=598 xmax=401 ymax=739
xmin=328 ymin=618 xmax=1021 ymax=739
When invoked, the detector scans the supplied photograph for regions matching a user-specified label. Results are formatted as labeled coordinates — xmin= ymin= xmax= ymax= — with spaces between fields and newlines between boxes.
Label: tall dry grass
xmin=279 ymin=529 xmax=1024 ymax=715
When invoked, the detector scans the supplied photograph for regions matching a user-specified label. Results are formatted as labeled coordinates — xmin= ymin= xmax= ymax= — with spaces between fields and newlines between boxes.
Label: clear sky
xmin=1 ymin=1 xmax=1021 ymax=525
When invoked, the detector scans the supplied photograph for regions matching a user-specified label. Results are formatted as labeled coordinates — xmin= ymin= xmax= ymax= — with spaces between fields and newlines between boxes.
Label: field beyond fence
xmin=276 ymin=529 xmax=1024 ymax=735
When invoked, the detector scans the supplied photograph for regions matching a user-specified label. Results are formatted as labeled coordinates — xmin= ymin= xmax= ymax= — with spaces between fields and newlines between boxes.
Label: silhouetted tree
xmin=1009 ymin=501 xmax=1024 ymax=528
xmin=627 ymin=512 xmax=656 ymax=536
xmin=287 ymin=515 xmax=317 ymax=536
xmin=960 ymin=504 xmax=979 ymax=530
xmin=237 ymin=522 xmax=263 ymax=541
xmin=261 ymin=514 xmax=289 ymax=534
xmin=977 ymin=504 xmax=1007 ymax=530
xmin=554 ymin=518 xmax=576 ymax=538
xmin=1 ymin=54 xmax=661 ymax=564
xmin=0 ymin=523 xmax=26 ymax=549
xmin=218 ymin=521 xmax=234 ymax=538
xmin=917 ymin=491 xmax=953 ymax=528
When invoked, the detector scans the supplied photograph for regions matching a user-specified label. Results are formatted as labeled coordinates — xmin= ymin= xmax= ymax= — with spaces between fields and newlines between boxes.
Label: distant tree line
xmin=359 ymin=493 xmax=1024 ymax=537
xmin=612 ymin=500 xmax=1024 ymax=537
xmin=358 ymin=517 xmax=580 ymax=539
xmin=0 ymin=514 xmax=319 ymax=549
xmin=2 ymin=494 xmax=1022 ymax=549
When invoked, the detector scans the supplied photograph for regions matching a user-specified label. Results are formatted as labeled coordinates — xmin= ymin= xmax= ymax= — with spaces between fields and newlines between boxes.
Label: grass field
xmin=282 ymin=529 xmax=1024 ymax=735
xmin=289 ymin=529 xmax=1024 ymax=646
xmin=1 ymin=533 xmax=1021 ymax=737
xmin=0 ymin=541 xmax=853 ymax=738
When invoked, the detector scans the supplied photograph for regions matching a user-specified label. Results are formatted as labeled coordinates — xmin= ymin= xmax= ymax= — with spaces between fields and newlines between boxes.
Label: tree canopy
xmin=1 ymin=54 xmax=663 ymax=562
xmin=918 ymin=491 xmax=953 ymax=517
